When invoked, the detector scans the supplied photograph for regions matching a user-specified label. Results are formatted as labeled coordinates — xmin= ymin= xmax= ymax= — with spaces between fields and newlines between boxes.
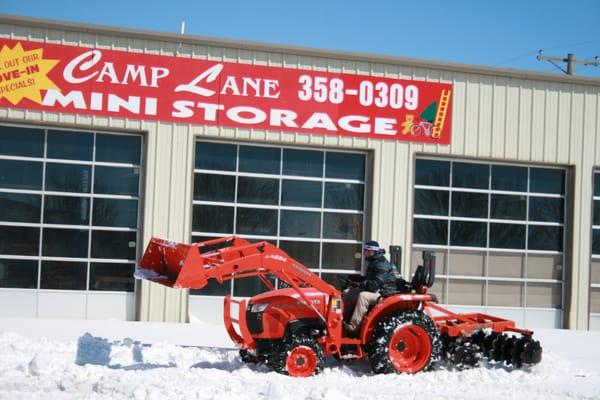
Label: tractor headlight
xmin=250 ymin=303 xmax=269 ymax=313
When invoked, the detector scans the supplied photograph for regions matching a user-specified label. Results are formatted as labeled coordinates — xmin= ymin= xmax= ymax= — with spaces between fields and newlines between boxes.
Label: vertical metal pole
xmin=567 ymin=53 xmax=574 ymax=75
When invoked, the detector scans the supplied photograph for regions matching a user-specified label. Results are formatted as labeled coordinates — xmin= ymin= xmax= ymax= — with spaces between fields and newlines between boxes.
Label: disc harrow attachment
xmin=440 ymin=330 xmax=542 ymax=369
xmin=426 ymin=303 xmax=543 ymax=370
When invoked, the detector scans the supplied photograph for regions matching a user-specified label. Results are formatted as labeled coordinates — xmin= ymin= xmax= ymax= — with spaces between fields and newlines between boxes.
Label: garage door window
xmin=191 ymin=141 xmax=367 ymax=296
xmin=0 ymin=125 xmax=142 ymax=292
xmin=413 ymin=158 xmax=566 ymax=310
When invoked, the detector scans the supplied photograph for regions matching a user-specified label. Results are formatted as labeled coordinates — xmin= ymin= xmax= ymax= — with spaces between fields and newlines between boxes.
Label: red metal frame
xmin=223 ymin=296 xmax=255 ymax=350
xmin=423 ymin=301 xmax=533 ymax=337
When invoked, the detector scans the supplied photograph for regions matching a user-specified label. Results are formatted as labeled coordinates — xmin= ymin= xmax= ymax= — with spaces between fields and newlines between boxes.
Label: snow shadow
xmin=191 ymin=358 xmax=248 ymax=372
xmin=74 ymin=333 xmax=374 ymax=375
xmin=189 ymin=348 xmax=268 ymax=373
xmin=189 ymin=355 xmax=370 ymax=375
xmin=75 ymin=333 xmax=174 ymax=370
xmin=75 ymin=333 xmax=112 ymax=366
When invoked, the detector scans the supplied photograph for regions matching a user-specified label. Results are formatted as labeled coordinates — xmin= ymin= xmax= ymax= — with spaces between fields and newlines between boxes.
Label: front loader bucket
xmin=135 ymin=237 xmax=208 ymax=289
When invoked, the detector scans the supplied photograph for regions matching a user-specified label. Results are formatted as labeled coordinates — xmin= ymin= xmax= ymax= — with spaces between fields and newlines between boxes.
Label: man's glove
xmin=340 ymin=277 xmax=360 ymax=290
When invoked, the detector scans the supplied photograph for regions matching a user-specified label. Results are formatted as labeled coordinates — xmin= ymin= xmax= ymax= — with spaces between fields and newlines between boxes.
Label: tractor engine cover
xmin=246 ymin=288 xmax=327 ymax=339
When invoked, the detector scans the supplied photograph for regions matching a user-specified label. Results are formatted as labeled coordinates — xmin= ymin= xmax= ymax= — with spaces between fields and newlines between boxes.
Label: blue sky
xmin=2 ymin=0 xmax=599 ymax=77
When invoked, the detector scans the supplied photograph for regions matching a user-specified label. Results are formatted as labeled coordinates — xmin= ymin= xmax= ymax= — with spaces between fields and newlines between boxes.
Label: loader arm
xmin=136 ymin=236 xmax=343 ymax=324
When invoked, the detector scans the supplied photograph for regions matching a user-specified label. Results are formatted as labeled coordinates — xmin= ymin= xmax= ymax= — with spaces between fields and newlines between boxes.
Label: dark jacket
xmin=359 ymin=251 xmax=397 ymax=293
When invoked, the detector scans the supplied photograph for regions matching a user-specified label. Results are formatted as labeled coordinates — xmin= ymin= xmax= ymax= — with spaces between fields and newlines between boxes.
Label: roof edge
xmin=1 ymin=13 xmax=600 ymax=87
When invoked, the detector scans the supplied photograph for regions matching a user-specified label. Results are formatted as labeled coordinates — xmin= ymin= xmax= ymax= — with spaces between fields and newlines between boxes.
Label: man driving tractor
xmin=343 ymin=240 xmax=410 ymax=336
xmin=137 ymin=235 xmax=544 ymax=375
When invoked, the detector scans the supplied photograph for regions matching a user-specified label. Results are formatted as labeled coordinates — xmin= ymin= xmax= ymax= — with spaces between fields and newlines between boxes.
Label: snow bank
xmin=0 ymin=318 xmax=599 ymax=400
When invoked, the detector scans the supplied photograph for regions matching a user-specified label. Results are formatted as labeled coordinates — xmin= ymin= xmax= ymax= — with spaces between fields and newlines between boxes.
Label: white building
xmin=0 ymin=14 xmax=599 ymax=330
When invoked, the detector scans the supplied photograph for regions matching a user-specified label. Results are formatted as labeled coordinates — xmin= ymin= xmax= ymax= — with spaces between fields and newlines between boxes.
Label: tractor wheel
xmin=269 ymin=335 xmax=324 ymax=377
xmin=367 ymin=310 xmax=441 ymax=374
xmin=239 ymin=349 xmax=257 ymax=364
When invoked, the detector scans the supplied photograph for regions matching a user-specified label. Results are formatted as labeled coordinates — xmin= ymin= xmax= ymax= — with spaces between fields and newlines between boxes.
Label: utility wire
xmin=493 ymin=50 xmax=539 ymax=67
xmin=493 ymin=39 xmax=600 ymax=68
xmin=543 ymin=39 xmax=600 ymax=52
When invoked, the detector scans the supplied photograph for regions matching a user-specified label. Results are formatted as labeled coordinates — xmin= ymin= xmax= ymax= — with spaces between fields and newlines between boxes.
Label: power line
xmin=543 ymin=39 xmax=600 ymax=52
xmin=493 ymin=39 xmax=600 ymax=68
xmin=493 ymin=50 xmax=540 ymax=67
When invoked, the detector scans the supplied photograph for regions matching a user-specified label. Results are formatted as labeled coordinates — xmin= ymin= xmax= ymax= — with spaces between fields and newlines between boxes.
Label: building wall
xmin=405 ymin=78 xmax=599 ymax=330
xmin=1 ymin=16 xmax=599 ymax=327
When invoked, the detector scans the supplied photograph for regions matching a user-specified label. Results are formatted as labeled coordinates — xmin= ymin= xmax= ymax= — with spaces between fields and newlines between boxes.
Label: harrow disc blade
xmin=452 ymin=343 xmax=481 ymax=368
xmin=491 ymin=334 xmax=507 ymax=362
xmin=469 ymin=330 xmax=486 ymax=347
xmin=521 ymin=339 xmax=543 ymax=365
xmin=501 ymin=336 xmax=517 ymax=364
xmin=510 ymin=336 xmax=527 ymax=367
xmin=482 ymin=332 xmax=498 ymax=358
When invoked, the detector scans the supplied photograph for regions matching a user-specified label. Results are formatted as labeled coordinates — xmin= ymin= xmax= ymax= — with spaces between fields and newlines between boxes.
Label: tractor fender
xmin=359 ymin=294 xmax=431 ymax=342
xmin=255 ymin=305 xmax=292 ymax=339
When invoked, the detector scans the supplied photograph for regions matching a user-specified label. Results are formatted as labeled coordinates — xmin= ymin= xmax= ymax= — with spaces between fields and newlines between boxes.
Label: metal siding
xmin=269 ymin=52 xmax=284 ymax=67
xmin=478 ymin=78 xmax=494 ymax=158
xmin=569 ymin=87 xmax=586 ymax=323
xmin=596 ymin=97 xmax=600 ymax=165
xmin=370 ymin=140 xmax=383 ymax=241
xmin=573 ymin=91 xmax=598 ymax=326
xmin=491 ymin=77 xmax=508 ymax=159
xmin=543 ymin=83 xmax=560 ymax=163
xmin=530 ymin=83 xmax=546 ymax=162
xmin=150 ymin=124 xmax=173 ymax=236
xmin=140 ymin=120 xmax=191 ymax=322
xmin=504 ymin=82 xmax=521 ymax=159
xmin=377 ymin=142 xmax=396 ymax=242
xmin=517 ymin=80 xmax=533 ymax=160
xmin=398 ymin=144 xmax=415 ymax=279
xmin=169 ymin=125 xmax=188 ymax=238
xmin=1 ymin=22 xmax=600 ymax=328
xmin=450 ymin=73 xmax=467 ymax=156
xmin=183 ymin=126 xmax=196 ymax=244
xmin=464 ymin=75 xmax=481 ymax=157
xmin=569 ymin=89 xmax=585 ymax=165
xmin=556 ymin=88 xmax=573 ymax=164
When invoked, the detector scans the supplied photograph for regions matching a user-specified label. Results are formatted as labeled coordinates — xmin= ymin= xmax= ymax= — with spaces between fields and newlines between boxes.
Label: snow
xmin=132 ymin=268 xmax=170 ymax=282
xmin=0 ymin=318 xmax=599 ymax=400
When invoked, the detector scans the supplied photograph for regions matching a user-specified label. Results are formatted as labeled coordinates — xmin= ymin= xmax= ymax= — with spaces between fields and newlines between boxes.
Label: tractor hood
xmin=250 ymin=287 xmax=328 ymax=315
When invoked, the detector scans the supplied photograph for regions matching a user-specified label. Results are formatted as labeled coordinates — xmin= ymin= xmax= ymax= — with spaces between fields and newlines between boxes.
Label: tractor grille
xmin=246 ymin=311 xmax=263 ymax=334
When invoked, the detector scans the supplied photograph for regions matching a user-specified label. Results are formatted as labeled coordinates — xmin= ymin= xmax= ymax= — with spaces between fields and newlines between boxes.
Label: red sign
xmin=0 ymin=39 xmax=453 ymax=144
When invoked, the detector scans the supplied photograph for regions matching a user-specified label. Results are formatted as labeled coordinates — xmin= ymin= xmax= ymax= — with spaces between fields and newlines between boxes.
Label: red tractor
xmin=136 ymin=236 xmax=542 ymax=377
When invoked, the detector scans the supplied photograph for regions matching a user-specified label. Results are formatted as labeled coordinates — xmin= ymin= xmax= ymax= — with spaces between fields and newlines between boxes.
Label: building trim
xmin=1 ymin=13 xmax=600 ymax=87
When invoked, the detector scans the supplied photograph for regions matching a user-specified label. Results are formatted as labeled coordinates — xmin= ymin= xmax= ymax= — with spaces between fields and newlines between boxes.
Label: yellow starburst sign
xmin=0 ymin=42 xmax=59 ymax=105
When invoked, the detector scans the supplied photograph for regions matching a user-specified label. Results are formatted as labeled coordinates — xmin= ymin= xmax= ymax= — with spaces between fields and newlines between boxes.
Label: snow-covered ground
xmin=0 ymin=318 xmax=599 ymax=400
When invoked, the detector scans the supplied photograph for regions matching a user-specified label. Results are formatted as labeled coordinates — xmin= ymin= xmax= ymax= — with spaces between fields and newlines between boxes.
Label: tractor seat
xmin=379 ymin=278 xmax=411 ymax=297
xmin=380 ymin=263 xmax=434 ymax=298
